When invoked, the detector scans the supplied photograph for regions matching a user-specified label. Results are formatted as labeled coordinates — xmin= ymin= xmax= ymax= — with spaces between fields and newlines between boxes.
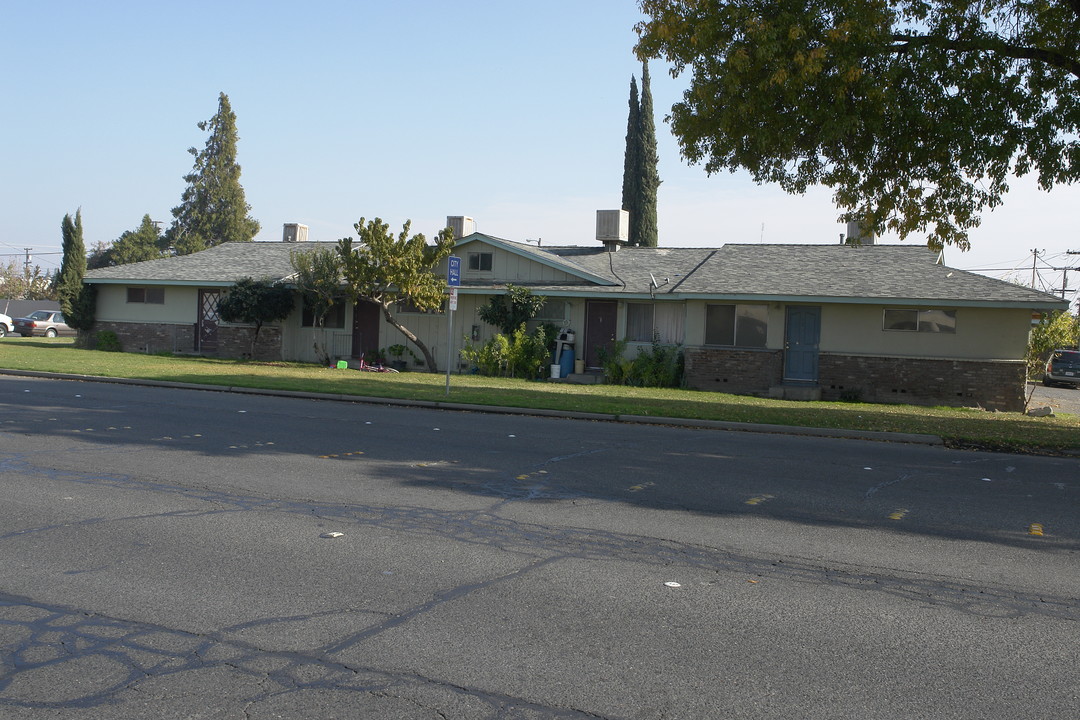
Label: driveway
xmin=1028 ymin=381 xmax=1080 ymax=415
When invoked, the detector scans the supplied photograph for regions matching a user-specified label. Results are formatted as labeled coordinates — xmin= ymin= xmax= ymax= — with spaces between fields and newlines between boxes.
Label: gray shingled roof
xmin=84 ymin=242 xmax=340 ymax=285
xmin=528 ymin=243 xmax=1064 ymax=308
xmin=671 ymin=244 xmax=1060 ymax=306
xmin=84 ymin=238 xmax=1067 ymax=309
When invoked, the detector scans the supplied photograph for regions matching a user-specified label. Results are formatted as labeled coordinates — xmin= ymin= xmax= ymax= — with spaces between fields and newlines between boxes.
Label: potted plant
xmin=385 ymin=343 xmax=418 ymax=371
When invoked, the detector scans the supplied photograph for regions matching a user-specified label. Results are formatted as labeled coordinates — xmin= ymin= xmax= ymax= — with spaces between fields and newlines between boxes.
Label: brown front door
xmin=584 ymin=300 xmax=617 ymax=368
xmin=351 ymin=300 xmax=381 ymax=360
xmin=197 ymin=289 xmax=220 ymax=353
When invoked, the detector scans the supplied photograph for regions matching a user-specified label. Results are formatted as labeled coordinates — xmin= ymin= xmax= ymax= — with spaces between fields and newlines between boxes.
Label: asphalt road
xmin=1 ymin=377 xmax=1078 ymax=719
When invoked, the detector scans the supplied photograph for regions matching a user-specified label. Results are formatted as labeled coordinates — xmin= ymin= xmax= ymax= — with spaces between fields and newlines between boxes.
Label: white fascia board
xmin=681 ymin=293 xmax=1070 ymax=309
xmin=84 ymin=278 xmax=238 ymax=287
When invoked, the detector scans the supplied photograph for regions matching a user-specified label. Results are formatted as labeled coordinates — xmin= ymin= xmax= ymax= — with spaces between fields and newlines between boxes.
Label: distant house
xmin=83 ymin=215 xmax=1068 ymax=412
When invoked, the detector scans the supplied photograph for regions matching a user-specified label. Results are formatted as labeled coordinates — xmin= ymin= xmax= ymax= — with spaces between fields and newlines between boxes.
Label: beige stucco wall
xmin=94 ymin=277 xmax=1034 ymax=370
xmin=819 ymin=304 xmax=1030 ymax=360
xmin=683 ymin=300 xmax=1030 ymax=361
xmin=95 ymin=284 xmax=201 ymax=324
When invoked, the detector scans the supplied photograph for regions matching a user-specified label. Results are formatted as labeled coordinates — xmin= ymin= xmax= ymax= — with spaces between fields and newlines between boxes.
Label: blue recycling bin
xmin=559 ymin=346 xmax=575 ymax=378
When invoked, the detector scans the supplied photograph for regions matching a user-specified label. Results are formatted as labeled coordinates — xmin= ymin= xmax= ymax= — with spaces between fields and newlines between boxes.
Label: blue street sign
xmin=447 ymin=256 xmax=461 ymax=287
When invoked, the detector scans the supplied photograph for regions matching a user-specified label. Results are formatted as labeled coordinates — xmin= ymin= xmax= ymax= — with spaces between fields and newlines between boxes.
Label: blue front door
xmin=784 ymin=306 xmax=820 ymax=383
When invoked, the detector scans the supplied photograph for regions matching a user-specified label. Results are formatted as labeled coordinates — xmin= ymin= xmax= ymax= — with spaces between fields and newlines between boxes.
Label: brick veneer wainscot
xmin=684 ymin=347 xmax=1027 ymax=412
xmin=683 ymin=347 xmax=783 ymax=395
xmin=92 ymin=321 xmax=284 ymax=361
xmin=818 ymin=354 xmax=1026 ymax=412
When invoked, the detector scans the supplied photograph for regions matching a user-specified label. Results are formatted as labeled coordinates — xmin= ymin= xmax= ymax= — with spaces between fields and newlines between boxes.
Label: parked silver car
xmin=13 ymin=310 xmax=74 ymax=337
xmin=1043 ymin=349 xmax=1080 ymax=388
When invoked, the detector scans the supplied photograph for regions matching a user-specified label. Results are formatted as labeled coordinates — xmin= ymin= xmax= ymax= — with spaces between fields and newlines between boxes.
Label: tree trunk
xmin=312 ymin=324 xmax=331 ymax=366
xmin=380 ymin=304 xmax=438 ymax=372
xmin=249 ymin=323 xmax=262 ymax=359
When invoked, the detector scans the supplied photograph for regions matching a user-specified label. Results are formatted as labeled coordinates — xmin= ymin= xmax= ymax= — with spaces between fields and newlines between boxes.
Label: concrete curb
xmin=0 ymin=368 xmax=944 ymax=446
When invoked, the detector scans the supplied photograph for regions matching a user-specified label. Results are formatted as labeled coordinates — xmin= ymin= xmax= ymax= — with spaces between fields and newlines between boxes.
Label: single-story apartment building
xmin=83 ymin=215 xmax=1069 ymax=412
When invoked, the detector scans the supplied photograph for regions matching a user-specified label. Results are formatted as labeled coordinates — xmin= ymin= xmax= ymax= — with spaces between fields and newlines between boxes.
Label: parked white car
xmin=0 ymin=312 xmax=12 ymax=337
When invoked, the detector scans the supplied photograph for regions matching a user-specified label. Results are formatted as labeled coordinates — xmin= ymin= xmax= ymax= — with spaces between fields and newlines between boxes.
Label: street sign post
xmin=445 ymin=257 xmax=460 ymax=395
xmin=447 ymin=256 xmax=461 ymax=287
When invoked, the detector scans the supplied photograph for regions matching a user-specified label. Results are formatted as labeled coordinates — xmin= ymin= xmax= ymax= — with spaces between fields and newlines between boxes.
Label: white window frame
xmin=883 ymin=308 xmax=956 ymax=334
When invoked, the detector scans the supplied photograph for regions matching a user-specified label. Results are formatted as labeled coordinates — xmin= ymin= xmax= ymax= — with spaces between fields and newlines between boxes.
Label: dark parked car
xmin=13 ymin=310 xmax=74 ymax=337
xmin=1043 ymin=349 xmax=1080 ymax=388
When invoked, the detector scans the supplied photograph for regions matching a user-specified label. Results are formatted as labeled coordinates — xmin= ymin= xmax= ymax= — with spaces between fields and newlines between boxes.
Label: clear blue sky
xmin=4 ymin=0 xmax=1077 ymax=305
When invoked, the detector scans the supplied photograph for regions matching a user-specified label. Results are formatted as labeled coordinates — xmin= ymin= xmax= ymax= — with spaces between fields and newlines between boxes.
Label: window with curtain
xmin=625 ymin=302 xmax=684 ymax=343
xmin=625 ymin=303 xmax=654 ymax=342
xmin=653 ymin=303 xmax=685 ymax=344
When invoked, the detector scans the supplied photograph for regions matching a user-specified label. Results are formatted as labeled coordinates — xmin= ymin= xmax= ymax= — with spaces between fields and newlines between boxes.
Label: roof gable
xmin=454 ymin=233 xmax=617 ymax=286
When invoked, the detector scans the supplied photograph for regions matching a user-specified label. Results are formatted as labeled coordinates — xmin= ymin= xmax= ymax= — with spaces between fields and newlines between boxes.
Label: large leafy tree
xmin=621 ymin=63 xmax=662 ymax=247
xmin=169 ymin=92 xmax=260 ymax=255
xmin=289 ymin=247 xmax=343 ymax=365
xmin=216 ymin=277 xmax=296 ymax=359
xmin=477 ymin=284 xmax=547 ymax=336
xmin=88 ymin=214 xmax=166 ymax=269
xmin=57 ymin=209 xmax=96 ymax=334
xmin=635 ymin=0 xmax=1080 ymax=250
xmin=336 ymin=218 xmax=454 ymax=372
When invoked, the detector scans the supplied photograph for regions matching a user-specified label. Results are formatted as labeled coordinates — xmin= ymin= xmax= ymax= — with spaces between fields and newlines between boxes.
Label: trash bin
xmin=559 ymin=347 xmax=575 ymax=379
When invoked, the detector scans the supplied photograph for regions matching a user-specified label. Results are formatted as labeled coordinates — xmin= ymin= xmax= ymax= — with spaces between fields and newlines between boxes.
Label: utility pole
xmin=1065 ymin=251 xmax=1080 ymax=309
xmin=1031 ymin=248 xmax=1042 ymax=288
xmin=23 ymin=248 xmax=32 ymax=273
xmin=1051 ymin=266 xmax=1075 ymax=300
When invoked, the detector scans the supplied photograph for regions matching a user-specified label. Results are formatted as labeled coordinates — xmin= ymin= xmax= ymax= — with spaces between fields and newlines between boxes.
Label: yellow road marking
xmin=745 ymin=494 xmax=775 ymax=506
xmin=1029 ymin=523 xmax=1045 ymax=536
xmin=888 ymin=508 xmax=909 ymax=520
xmin=628 ymin=481 xmax=656 ymax=493
xmin=320 ymin=451 xmax=365 ymax=459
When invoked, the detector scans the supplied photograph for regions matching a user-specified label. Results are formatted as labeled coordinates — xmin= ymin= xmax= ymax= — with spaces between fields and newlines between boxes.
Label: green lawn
xmin=2 ymin=338 xmax=1077 ymax=455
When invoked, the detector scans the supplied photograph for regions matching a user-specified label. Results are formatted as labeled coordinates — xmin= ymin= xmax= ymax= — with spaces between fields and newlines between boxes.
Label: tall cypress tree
xmin=636 ymin=61 xmax=660 ymax=247
xmin=169 ymin=92 xmax=260 ymax=255
xmin=58 ymin=209 xmax=96 ymax=333
xmin=621 ymin=75 xmax=641 ymax=237
xmin=621 ymin=64 xmax=661 ymax=247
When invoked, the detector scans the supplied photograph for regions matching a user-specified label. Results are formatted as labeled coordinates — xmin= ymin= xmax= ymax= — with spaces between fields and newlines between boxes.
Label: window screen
xmin=706 ymin=304 xmax=767 ymax=347
xmin=884 ymin=309 xmax=956 ymax=333
xmin=127 ymin=287 xmax=164 ymax=304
